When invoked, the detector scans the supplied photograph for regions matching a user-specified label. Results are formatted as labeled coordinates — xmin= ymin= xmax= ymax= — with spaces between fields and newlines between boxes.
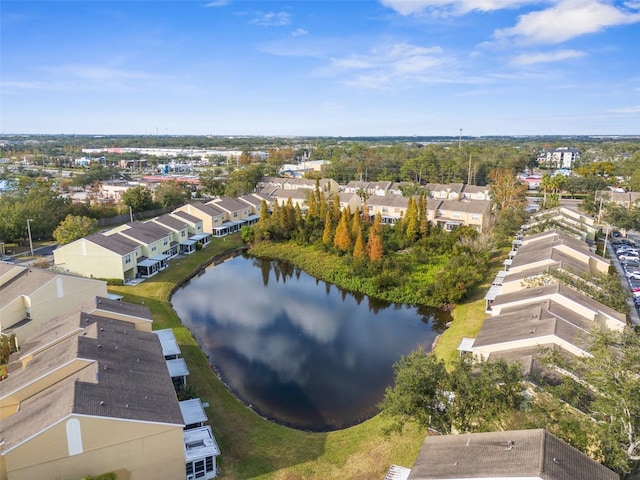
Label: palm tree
xmin=356 ymin=187 xmax=370 ymax=222
xmin=540 ymin=174 xmax=554 ymax=210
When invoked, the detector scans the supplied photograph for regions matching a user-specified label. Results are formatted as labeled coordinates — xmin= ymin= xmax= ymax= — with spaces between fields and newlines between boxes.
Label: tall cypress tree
xmin=322 ymin=212 xmax=333 ymax=248
xmin=353 ymin=229 xmax=366 ymax=259
xmin=334 ymin=208 xmax=352 ymax=253
xmin=405 ymin=197 xmax=419 ymax=244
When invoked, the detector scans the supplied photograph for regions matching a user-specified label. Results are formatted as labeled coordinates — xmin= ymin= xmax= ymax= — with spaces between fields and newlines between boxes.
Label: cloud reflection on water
xmin=172 ymin=255 xmax=447 ymax=430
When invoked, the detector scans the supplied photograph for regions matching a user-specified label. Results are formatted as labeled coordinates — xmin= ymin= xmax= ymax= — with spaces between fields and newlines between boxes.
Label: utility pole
xmin=459 ymin=128 xmax=462 ymax=148
xmin=27 ymin=219 xmax=34 ymax=256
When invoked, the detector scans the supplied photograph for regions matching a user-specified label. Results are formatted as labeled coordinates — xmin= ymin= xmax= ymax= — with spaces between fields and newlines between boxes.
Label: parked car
xmin=623 ymin=259 xmax=640 ymax=268
xmin=620 ymin=255 xmax=640 ymax=262
xmin=616 ymin=247 xmax=638 ymax=255
xmin=626 ymin=272 xmax=640 ymax=280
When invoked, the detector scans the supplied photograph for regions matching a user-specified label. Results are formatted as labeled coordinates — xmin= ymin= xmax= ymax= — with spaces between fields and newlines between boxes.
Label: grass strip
xmin=108 ymin=237 xmax=425 ymax=479
xmin=107 ymin=236 xmax=501 ymax=479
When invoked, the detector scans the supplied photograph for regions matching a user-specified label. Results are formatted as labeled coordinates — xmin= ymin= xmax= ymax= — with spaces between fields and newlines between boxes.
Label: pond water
xmin=171 ymin=253 xmax=449 ymax=431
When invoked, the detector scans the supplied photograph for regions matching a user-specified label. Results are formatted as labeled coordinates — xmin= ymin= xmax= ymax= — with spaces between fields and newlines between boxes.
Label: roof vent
xmin=99 ymin=327 xmax=104 ymax=331
xmin=100 ymin=401 xmax=105 ymax=406
xmin=97 ymin=344 xmax=102 ymax=348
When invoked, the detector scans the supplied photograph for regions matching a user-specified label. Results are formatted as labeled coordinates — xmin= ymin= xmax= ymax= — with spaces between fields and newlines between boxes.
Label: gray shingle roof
xmin=93 ymin=296 xmax=153 ymax=321
xmin=473 ymin=301 xmax=590 ymax=350
xmin=170 ymin=210 xmax=201 ymax=224
xmin=208 ymin=196 xmax=248 ymax=212
xmin=408 ymin=429 xmax=617 ymax=479
xmin=367 ymin=194 xmax=408 ymax=208
xmin=186 ymin=202 xmax=226 ymax=218
xmin=85 ymin=232 xmax=139 ymax=255
xmin=116 ymin=221 xmax=171 ymax=244
xmin=150 ymin=213 xmax=188 ymax=231
xmin=491 ymin=283 xmax=625 ymax=324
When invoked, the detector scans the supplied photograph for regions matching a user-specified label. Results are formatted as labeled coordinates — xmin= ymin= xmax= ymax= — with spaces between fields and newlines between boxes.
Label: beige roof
xmin=0 ymin=266 xmax=105 ymax=308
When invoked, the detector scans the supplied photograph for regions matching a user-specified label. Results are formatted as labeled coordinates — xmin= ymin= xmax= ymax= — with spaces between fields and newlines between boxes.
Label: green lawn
xmin=108 ymin=236 xmax=499 ymax=479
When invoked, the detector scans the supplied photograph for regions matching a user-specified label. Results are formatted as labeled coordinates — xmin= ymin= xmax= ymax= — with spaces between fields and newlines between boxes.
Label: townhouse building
xmin=0 ymin=302 xmax=185 ymax=480
xmin=0 ymin=263 xmax=109 ymax=345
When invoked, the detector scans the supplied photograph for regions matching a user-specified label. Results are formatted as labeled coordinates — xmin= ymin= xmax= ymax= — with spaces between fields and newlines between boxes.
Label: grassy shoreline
xmin=108 ymin=236 xmax=496 ymax=479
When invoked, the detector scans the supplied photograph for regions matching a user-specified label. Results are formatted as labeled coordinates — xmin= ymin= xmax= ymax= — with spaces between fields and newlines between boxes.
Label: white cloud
xmin=495 ymin=0 xmax=640 ymax=44
xmin=203 ymin=0 xmax=229 ymax=7
xmin=1 ymin=80 xmax=46 ymax=91
xmin=380 ymin=0 xmax=533 ymax=15
xmin=292 ymin=28 xmax=308 ymax=37
xmin=609 ymin=104 xmax=640 ymax=113
xmin=380 ymin=0 xmax=453 ymax=15
xmin=250 ymin=11 xmax=291 ymax=27
xmin=46 ymin=64 xmax=159 ymax=82
xmin=323 ymin=42 xmax=454 ymax=89
xmin=510 ymin=49 xmax=586 ymax=65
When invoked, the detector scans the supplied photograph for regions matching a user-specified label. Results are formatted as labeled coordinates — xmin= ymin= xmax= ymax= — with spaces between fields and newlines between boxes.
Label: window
xmin=453 ymin=212 xmax=460 ymax=218
xmin=194 ymin=460 xmax=205 ymax=478
xmin=124 ymin=254 xmax=131 ymax=264
xmin=164 ymin=238 xmax=168 ymax=246
xmin=233 ymin=212 xmax=238 ymax=218
xmin=66 ymin=418 xmax=83 ymax=455
xmin=151 ymin=246 xmax=157 ymax=252
xmin=186 ymin=456 xmax=214 ymax=478
xmin=472 ymin=214 xmax=480 ymax=220
xmin=25 ymin=307 xmax=31 ymax=319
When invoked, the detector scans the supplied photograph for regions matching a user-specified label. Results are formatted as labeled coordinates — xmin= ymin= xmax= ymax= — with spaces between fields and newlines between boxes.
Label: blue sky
xmin=2 ymin=0 xmax=639 ymax=136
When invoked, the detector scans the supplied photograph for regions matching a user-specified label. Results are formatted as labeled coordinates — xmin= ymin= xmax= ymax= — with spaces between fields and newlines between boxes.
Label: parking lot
xmin=610 ymin=235 xmax=640 ymax=323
